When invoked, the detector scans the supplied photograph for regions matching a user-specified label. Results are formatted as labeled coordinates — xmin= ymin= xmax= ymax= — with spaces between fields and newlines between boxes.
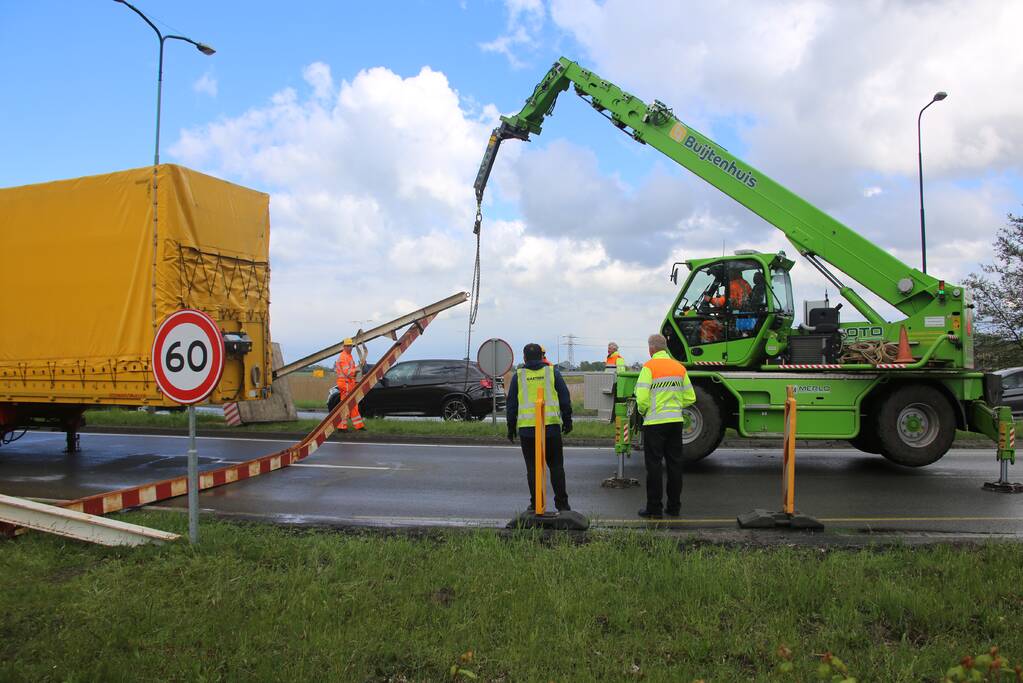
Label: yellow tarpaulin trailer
xmin=0 ymin=165 xmax=272 ymax=448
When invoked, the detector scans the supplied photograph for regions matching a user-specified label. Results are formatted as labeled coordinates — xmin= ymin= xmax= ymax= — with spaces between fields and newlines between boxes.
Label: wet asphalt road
xmin=2 ymin=431 xmax=1022 ymax=537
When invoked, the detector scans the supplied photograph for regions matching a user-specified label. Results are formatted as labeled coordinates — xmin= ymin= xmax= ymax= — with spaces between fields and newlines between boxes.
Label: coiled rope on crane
xmin=840 ymin=340 xmax=901 ymax=365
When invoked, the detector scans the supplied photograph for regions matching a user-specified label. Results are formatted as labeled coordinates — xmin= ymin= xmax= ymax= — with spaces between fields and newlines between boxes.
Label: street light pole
xmin=917 ymin=90 xmax=947 ymax=275
xmin=113 ymin=0 xmax=215 ymax=165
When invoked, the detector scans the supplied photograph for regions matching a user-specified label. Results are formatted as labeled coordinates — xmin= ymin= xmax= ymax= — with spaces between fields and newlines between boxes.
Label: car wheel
xmin=877 ymin=385 xmax=955 ymax=467
xmin=326 ymin=392 xmax=340 ymax=413
xmin=681 ymin=389 xmax=725 ymax=463
xmin=442 ymin=397 xmax=470 ymax=421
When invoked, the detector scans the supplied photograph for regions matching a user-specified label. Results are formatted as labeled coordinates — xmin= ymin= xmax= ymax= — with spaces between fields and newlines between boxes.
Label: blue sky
xmin=3 ymin=1 xmax=1021 ymax=365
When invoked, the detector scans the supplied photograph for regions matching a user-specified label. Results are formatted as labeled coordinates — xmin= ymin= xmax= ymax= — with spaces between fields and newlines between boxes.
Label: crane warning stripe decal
xmin=9 ymin=315 xmax=439 ymax=526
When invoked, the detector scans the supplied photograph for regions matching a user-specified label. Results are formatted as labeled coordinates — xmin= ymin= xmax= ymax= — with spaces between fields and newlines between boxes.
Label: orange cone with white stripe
xmin=895 ymin=325 xmax=914 ymax=364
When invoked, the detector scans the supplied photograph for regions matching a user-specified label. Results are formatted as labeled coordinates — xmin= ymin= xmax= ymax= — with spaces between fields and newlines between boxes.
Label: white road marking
xmin=292 ymin=463 xmax=392 ymax=471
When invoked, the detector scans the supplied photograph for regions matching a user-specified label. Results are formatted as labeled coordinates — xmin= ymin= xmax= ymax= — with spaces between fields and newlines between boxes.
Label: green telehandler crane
xmin=475 ymin=57 xmax=1015 ymax=471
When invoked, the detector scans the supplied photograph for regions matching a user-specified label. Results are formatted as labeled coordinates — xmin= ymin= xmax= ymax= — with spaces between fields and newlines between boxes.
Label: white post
xmin=491 ymin=343 xmax=498 ymax=426
xmin=187 ymin=405 xmax=198 ymax=543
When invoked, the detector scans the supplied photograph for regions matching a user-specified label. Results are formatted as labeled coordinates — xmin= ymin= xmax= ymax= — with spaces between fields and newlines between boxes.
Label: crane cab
xmin=662 ymin=251 xmax=795 ymax=367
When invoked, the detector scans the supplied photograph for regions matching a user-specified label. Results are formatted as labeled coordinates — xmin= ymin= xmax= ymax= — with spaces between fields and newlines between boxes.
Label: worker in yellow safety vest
xmin=605 ymin=342 xmax=626 ymax=372
xmin=505 ymin=343 xmax=574 ymax=512
xmin=334 ymin=338 xmax=365 ymax=431
xmin=635 ymin=333 xmax=696 ymax=518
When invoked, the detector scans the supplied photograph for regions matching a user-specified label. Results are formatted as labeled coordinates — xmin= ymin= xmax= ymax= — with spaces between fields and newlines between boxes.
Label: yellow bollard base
xmin=506 ymin=510 xmax=590 ymax=531
xmin=736 ymin=509 xmax=823 ymax=530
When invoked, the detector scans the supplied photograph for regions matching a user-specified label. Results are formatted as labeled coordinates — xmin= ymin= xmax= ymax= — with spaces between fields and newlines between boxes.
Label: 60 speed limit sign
xmin=152 ymin=309 xmax=226 ymax=405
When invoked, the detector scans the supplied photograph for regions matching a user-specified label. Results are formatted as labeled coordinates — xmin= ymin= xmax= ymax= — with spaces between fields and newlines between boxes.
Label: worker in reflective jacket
xmin=505 ymin=343 xmax=574 ymax=512
xmin=333 ymin=338 xmax=365 ymax=431
xmin=635 ymin=333 xmax=696 ymax=518
xmin=605 ymin=342 xmax=626 ymax=372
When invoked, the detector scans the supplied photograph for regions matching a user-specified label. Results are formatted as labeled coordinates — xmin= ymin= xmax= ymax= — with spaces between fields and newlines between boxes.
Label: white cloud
xmin=302 ymin=62 xmax=334 ymax=101
xmin=480 ymin=0 xmax=546 ymax=68
xmin=548 ymin=0 xmax=1023 ymax=180
xmin=169 ymin=62 xmax=674 ymax=362
xmin=192 ymin=72 xmax=217 ymax=97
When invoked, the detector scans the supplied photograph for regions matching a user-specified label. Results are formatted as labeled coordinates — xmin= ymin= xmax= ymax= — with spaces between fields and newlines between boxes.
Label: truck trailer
xmin=0 ymin=165 xmax=272 ymax=451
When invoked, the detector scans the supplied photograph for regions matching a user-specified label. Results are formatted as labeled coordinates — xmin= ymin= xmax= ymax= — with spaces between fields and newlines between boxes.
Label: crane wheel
xmin=876 ymin=385 xmax=955 ymax=467
xmin=681 ymin=390 xmax=724 ymax=463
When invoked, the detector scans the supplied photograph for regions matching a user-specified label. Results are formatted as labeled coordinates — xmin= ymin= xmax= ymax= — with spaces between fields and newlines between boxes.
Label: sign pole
xmin=152 ymin=308 xmax=227 ymax=547
xmin=491 ymin=343 xmax=497 ymax=427
xmin=187 ymin=405 xmax=198 ymax=544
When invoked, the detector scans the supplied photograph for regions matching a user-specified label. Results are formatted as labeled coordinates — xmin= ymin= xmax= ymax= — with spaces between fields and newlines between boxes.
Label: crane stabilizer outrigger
xmin=475 ymin=57 xmax=1016 ymax=477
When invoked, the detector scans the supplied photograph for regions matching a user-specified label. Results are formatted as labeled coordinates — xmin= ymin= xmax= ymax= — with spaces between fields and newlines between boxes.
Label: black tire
xmin=849 ymin=409 xmax=883 ymax=454
xmin=442 ymin=396 xmax=470 ymax=421
xmin=681 ymin=389 xmax=725 ymax=463
xmin=876 ymin=385 xmax=955 ymax=467
xmin=326 ymin=392 xmax=340 ymax=413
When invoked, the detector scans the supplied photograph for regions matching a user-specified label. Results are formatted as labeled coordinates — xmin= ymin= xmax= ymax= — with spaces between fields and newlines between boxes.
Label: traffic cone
xmin=895 ymin=325 xmax=914 ymax=363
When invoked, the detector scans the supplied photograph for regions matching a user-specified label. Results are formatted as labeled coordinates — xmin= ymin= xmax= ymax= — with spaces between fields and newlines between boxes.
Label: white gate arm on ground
xmin=0 ymin=494 xmax=179 ymax=546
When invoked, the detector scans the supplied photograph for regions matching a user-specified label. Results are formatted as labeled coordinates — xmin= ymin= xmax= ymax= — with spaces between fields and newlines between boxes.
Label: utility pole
xmin=564 ymin=333 xmax=578 ymax=368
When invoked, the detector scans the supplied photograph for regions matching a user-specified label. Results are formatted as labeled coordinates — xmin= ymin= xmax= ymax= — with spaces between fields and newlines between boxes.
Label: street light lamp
xmin=917 ymin=90 xmax=947 ymax=274
xmin=113 ymin=0 xmax=215 ymax=165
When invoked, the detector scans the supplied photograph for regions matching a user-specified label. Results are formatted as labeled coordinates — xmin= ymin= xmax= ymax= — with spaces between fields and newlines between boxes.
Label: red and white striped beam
xmin=4 ymin=315 xmax=436 ymax=532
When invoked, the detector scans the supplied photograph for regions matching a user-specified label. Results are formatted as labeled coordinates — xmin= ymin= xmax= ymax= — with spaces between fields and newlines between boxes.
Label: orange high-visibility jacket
xmin=605 ymin=352 xmax=625 ymax=371
xmin=711 ymin=277 xmax=752 ymax=308
xmin=335 ymin=350 xmax=358 ymax=390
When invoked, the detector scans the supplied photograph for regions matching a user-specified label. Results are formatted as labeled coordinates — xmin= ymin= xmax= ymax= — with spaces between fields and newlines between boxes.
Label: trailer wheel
xmin=877 ymin=385 xmax=955 ymax=467
xmin=681 ymin=390 xmax=724 ymax=463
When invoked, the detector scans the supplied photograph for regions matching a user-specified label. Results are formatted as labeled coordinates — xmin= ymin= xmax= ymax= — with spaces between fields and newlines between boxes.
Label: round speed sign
xmin=152 ymin=309 xmax=226 ymax=405
xmin=476 ymin=338 xmax=514 ymax=378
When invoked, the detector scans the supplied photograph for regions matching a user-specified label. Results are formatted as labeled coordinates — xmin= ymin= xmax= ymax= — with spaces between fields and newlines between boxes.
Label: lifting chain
xmin=463 ymin=200 xmax=484 ymax=386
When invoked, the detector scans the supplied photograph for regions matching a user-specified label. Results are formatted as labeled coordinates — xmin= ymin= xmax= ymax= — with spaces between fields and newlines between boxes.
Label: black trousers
xmin=519 ymin=429 xmax=569 ymax=511
xmin=643 ymin=421 xmax=684 ymax=513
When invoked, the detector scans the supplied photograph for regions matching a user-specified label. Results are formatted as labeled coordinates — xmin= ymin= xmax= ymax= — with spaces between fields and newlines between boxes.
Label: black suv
xmin=997 ymin=367 xmax=1023 ymax=416
xmin=326 ymin=359 xmax=506 ymax=420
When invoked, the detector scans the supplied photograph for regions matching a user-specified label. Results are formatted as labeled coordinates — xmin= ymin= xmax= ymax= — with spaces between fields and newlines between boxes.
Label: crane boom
xmin=475 ymin=57 xmax=942 ymax=321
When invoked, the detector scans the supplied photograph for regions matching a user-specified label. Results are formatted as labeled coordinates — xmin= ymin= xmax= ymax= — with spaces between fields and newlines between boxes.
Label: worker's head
xmin=540 ymin=345 xmax=547 ymax=358
xmin=523 ymin=343 xmax=543 ymax=363
xmin=343 ymin=337 xmax=353 ymax=350
xmin=607 ymin=341 xmax=618 ymax=354
xmin=647 ymin=333 xmax=667 ymax=356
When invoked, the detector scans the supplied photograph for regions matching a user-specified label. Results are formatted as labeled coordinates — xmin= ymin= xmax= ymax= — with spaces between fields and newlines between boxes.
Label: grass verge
xmin=83 ymin=409 xmax=1016 ymax=448
xmin=2 ymin=513 xmax=1021 ymax=681
xmin=82 ymin=409 xmax=616 ymax=439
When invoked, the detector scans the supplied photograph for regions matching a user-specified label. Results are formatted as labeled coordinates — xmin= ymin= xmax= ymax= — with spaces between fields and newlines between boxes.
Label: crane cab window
xmin=673 ymin=259 xmax=767 ymax=346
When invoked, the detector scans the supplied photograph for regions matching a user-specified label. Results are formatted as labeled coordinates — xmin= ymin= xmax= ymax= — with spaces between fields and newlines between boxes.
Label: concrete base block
xmin=983 ymin=481 xmax=1023 ymax=494
xmin=737 ymin=508 xmax=823 ymax=530
xmin=236 ymin=343 xmax=298 ymax=423
xmin=601 ymin=475 xmax=640 ymax=488
xmin=506 ymin=510 xmax=590 ymax=531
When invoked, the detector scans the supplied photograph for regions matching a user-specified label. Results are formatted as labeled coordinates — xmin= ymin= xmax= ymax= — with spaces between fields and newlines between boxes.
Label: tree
xmin=964 ymin=212 xmax=1023 ymax=368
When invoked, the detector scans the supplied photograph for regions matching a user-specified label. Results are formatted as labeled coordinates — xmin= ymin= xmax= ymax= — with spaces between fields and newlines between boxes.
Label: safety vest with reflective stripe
xmin=516 ymin=366 xmax=562 ymax=429
xmin=335 ymin=351 xmax=357 ymax=390
xmin=605 ymin=352 xmax=625 ymax=372
xmin=635 ymin=351 xmax=696 ymax=425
